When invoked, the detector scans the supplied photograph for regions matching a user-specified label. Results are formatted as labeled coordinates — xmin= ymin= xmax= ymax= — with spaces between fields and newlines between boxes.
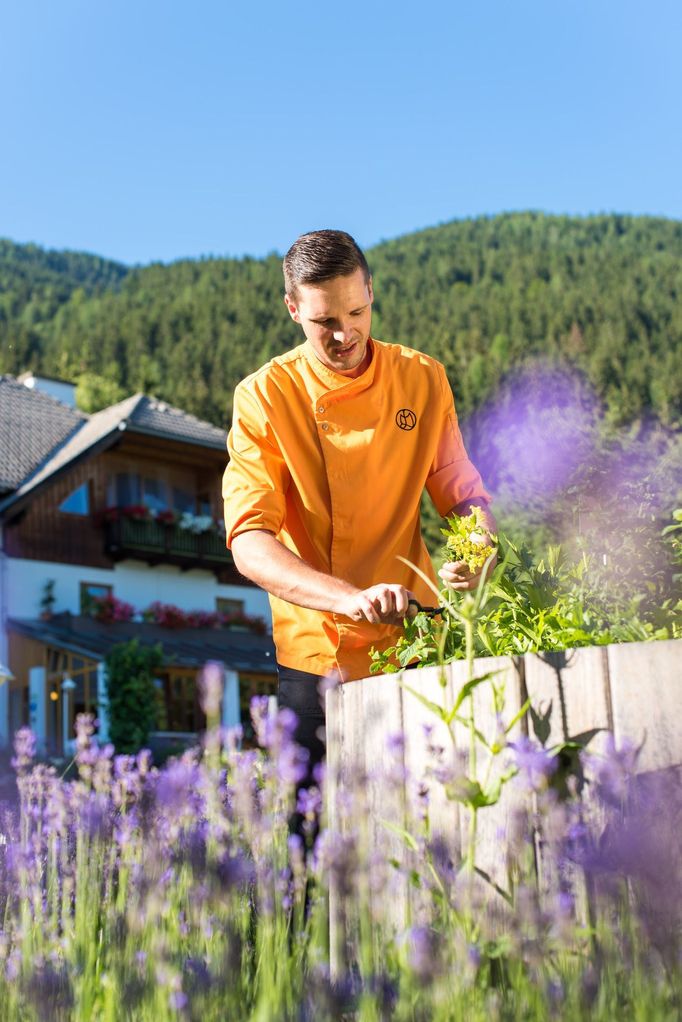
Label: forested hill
xmin=0 ymin=239 xmax=127 ymax=328
xmin=1 ymin=213 xmax=681 ymax=429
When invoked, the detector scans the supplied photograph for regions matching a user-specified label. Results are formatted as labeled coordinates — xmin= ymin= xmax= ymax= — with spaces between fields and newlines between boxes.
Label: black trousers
xmin=276 ymin=664 xmax=326 ymax=787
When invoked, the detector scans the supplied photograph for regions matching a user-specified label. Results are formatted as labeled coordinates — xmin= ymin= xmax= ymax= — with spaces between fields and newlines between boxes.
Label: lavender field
xmin=1 ymin=676 xmax=681 ymax=1021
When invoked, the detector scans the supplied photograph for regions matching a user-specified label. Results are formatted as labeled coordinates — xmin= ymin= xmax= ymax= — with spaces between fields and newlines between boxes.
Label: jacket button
xmin=321 ymin=422 xmax=329 ymax=431
xmin=318 ymin=405 xmax=325 ymax=414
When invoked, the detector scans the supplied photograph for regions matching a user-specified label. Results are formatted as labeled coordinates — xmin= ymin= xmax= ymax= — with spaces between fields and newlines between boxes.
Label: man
xmin=223 ymin=230 xmax=494 ymax=771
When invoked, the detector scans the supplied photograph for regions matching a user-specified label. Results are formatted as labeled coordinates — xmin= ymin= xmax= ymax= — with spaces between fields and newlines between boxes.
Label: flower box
xmin=325 ymin=638 xmax=682 ymax=965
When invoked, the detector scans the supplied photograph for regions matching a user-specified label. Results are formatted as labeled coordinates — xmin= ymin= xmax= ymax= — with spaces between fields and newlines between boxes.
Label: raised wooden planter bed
xmin=325 ymin=639 xmax=681 ymax=960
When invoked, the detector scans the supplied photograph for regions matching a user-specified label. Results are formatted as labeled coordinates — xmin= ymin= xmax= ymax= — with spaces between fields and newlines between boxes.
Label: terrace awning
xmin=8 ymin=613 xmax=277 ymax=675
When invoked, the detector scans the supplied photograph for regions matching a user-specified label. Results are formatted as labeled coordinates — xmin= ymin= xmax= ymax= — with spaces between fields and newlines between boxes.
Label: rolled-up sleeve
xmin=425 ymin=364 xmax=491 ymax=516
xmin=222 ymin=383 xmax=291 ymax=547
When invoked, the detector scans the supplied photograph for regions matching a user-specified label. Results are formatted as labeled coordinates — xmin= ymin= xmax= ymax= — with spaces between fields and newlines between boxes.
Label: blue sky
xmin=1 ymin=0 xmax=680 ymax=265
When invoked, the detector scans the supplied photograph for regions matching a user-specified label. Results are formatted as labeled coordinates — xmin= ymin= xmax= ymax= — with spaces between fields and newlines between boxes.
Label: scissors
xmin=407 ymin=598 xmax=446 ymax=619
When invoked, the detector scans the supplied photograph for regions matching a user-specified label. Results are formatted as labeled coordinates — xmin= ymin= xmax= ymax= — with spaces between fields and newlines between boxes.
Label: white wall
xmin=5 ymin=557 xmax=272 ymax=625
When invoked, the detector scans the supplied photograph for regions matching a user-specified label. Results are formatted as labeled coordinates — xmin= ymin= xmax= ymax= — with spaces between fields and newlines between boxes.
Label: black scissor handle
xmin=408 ymin=598 xmax=445 ymax=618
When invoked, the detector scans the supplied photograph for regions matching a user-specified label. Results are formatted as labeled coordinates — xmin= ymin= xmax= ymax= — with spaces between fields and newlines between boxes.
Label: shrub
xmin=104 ymin=639 xmax=163 ymax=752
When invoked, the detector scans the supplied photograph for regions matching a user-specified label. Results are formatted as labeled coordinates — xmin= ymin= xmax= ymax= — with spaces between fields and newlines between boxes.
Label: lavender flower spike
xmin=11 ymin=727 xmax=36 ymax=773
xmin=199 ymin=660 xmax=224 ymax=718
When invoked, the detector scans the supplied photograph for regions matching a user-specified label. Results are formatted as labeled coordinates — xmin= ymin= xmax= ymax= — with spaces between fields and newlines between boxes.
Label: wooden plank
xmin=325 ymin=680 xmax=368 ymax=975
xmin=607 ymin=639 xmax=682 ymax=772
xmin=400 ymin=664 xmax=461 ymax=848
xmin=359 ymin=674 xmax=410 ymax=933
xmin=399 ymin=664 xmax=462 ymax=923
xmin=325 ymin=638 xmax=682 ymax=957
xmin=450 ymin=656 xmax=524 ymax=898
xmin=521 ymin=650 xmax=607 ymax=922
xmin=523 ymin=647 xmax=612 ymax=756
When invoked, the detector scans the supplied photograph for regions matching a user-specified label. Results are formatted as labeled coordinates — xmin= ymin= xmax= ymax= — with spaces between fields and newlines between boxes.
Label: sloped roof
xmin=0 ymin=376 xmax=85 ymax=493
xmin=8 ymin=614 xmax=276 ymax=674
xmin=126 ymin=395 xmax=227 ymax=450
xmin=0 ymin=381 xmax=228 ymax=514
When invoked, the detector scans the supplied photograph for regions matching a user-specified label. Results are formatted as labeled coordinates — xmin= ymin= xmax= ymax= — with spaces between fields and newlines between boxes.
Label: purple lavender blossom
xmin=427 ymin=835 xmax=457 ymax=889
xmin=250 ymin=695 xmax=270 ymax=743
xmin=406 ymin=925 xmax=440 ymax=983
xmin=312 ymin=760 xmax=326 ymax=787
xmin=275 ymin=741 xmax=309 ymax=787
xmin=581 ymin=734 xmax=640 ymax=807
xmin=509 ymin=735 xmax=558 ymax=792
xmin=213 ymin=849 xmax=254 ymax=889
xmin=11 ymin=727 xmax=36 ymax=773
xmin=168 ymin=989 xmax=188 ymax=1011
xmin=575 ymin=767 xmax=682 ymax=966
xmin=155 ymin=759 xmax=201 ymax=815
xmin=465 ymin=363 xmax=600 ymax=506
xmin=288 ymin=833 xmax=304 ymax=866
xmin=313 ymin=829 xmax=358 ymax=898
xmin=250 ymin=699 xmax=309 ymax=786
xmin=198 ymin=661 xmax=224 ymax=718
xmin=183 ymin=955 xmax=212 ymax=995
xmin=317 ymin=671 xmax=342 ymax=697
xmin=296 ymin=786 xmax=322 ymax=819
xmin=467 ymin=944 xmax=482 ymax=969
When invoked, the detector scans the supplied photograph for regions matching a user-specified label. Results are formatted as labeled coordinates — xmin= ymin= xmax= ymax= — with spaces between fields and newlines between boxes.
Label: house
xmin=0 ymin=373 xmax=276 ymax=756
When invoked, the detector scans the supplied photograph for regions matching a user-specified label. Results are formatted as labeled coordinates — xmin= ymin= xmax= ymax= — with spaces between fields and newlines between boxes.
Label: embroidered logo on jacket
xmin=395 ymin=408 xmax=417 ymax=431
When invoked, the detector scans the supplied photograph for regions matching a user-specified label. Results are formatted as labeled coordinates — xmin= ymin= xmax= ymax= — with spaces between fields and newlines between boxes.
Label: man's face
xmin=284 ymin=268 xmax=374 ymax=378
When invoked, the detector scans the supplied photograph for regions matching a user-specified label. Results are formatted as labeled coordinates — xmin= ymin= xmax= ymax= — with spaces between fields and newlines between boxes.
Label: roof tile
xmin=0 ymin=376 xmax=85 ymax=493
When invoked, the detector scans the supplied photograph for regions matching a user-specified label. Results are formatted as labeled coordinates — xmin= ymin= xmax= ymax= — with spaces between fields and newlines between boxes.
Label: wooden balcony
xmin=103 ymin=516 xmax=234 ymax=574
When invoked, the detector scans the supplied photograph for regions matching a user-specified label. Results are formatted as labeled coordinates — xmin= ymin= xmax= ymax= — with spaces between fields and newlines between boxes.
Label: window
xmin=80 ymin=582 xmax=113 ymax=615
xmin=197 ymin=492 xmax=212 ymax=516
xmin=158 ymin=671 xmax=200 ymax=732
xmin=216 ymin=597 xmax=245 ymax=616
xmin=172 ymin=487 xmax=195 ymax=513
xmin=59 ymin=482 xmax=90 ymax=515
xmin=45 ymin=646 xmax=99 ymax=754
xmin=142 ymin=477 xmax=169 ymax=512
xmin=108 ymin=473 xmax=198 ymax=513
xmin=110 ymin=473 xmax=141 ymax=506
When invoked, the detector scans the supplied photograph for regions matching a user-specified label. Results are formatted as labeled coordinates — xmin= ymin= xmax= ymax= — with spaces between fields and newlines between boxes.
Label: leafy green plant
xmin=371 ymin=508 xmax=681 ymax=675
xmin=104 ymin=638 xmax=164 ymax=752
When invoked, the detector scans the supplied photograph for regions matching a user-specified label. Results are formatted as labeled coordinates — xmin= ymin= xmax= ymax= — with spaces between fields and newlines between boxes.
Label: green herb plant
xmin=371 ymin=508 xmax=682 ymax=675
xmin=370 ymin=507 xmax=681 ymax=934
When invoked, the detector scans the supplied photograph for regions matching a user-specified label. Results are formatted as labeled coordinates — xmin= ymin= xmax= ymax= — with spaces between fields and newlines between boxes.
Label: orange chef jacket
xmin=223 ymin=337 xmax=490 ymax=681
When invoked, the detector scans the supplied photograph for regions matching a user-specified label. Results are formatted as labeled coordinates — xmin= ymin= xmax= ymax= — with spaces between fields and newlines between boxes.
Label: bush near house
xmin=104 ymin=639 xmax=164 ymax=753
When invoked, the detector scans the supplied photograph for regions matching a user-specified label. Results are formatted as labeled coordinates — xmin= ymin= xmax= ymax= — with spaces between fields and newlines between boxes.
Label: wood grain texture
xmin=523 ymin=647 xmax=612 ymax=757
xmin=325 ymin=638 xmax=682 ymax=951
xmin=607 ymin=638 xmax=682 ymax=772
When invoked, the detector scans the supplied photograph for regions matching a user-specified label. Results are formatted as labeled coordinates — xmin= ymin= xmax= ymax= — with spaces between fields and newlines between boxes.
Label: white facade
xmin=1 ymin=554 xmax=272 ymax=752
xmin=6 ymin=557 xmax=271 ymax=623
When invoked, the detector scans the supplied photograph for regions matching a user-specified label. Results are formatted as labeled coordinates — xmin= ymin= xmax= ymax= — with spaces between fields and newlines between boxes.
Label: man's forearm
xmin=230 ymin=530 xmax=413 ymax=625
xmin=231 ymin=530 xmax=357 ymax=613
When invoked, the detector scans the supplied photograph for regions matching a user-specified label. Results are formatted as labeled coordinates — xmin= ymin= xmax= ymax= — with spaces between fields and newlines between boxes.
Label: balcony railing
xmin=103 ymin=516 xmax=233 ymax=572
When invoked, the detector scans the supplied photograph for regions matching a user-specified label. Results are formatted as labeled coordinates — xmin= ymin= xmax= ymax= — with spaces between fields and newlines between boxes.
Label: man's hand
xmin=439 ymin=499 xmax=498 ymax=592
xmin=438 ymin=550 xmax=497 ymax=592
xmin=336 ymin=584 xmax=413 ymax=625
xmin=231 ymin=531 xmax=413 ymax=623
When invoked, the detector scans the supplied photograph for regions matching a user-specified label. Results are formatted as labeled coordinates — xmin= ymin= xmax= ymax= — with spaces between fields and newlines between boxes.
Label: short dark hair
xmin=283 ymin=229 xmax=371 ymax=297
